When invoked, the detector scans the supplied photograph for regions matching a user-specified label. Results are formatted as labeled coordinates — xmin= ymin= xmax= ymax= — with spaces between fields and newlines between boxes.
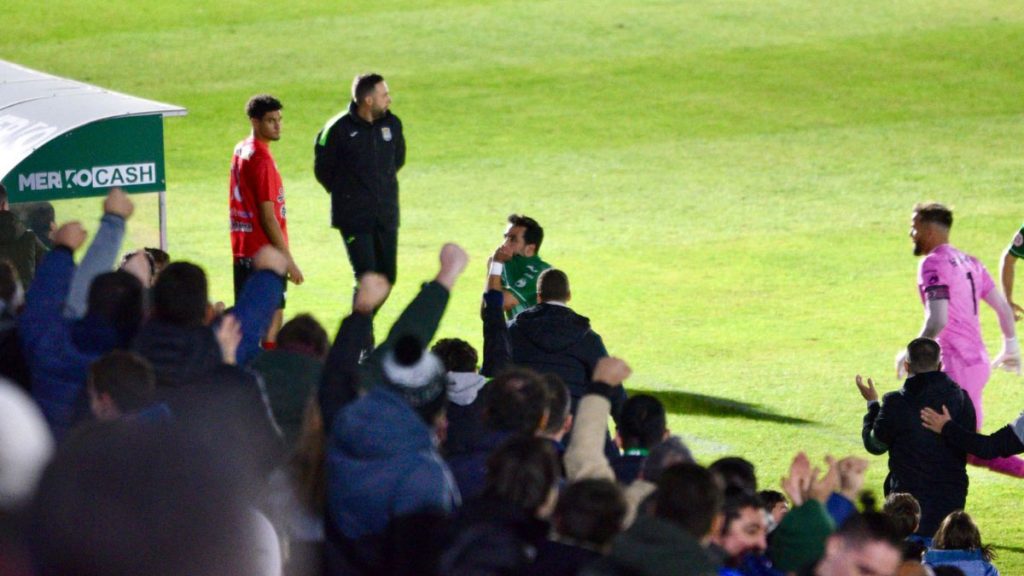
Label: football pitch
xmin=4 ymin=0 xmax=1023 ymax=566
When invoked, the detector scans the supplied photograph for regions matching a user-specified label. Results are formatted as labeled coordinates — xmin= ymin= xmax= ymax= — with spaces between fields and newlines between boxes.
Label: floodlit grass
xmin=4 ymin=0 xmax=1024 ymax=567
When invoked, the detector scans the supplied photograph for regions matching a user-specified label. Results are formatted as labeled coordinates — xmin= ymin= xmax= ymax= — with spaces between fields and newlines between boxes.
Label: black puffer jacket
xmin=508 ymin=304 xmax=607 ymax=399
xmin=862 ymin=370 xmax=975 ymax=536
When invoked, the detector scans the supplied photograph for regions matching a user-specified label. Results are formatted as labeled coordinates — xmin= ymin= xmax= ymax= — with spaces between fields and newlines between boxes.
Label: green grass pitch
xmin=4 ymin=0 xmax=1024 ymax=567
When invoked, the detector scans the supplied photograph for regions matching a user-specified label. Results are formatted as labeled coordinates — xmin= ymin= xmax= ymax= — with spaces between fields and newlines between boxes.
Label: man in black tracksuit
xmin=858 ymin=337 xmax=975 ymax=538
xmin=315 ymin=73 xmax=405 ymax=298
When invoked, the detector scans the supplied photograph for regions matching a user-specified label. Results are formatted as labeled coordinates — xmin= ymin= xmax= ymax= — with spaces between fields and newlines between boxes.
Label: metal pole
xmin=158 ymin=190 xmax=167 ymax=251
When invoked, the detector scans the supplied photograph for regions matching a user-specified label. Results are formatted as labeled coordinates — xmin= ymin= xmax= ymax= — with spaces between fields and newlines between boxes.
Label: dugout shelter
xmin=0 ymin=59 xmax=186 ymax=249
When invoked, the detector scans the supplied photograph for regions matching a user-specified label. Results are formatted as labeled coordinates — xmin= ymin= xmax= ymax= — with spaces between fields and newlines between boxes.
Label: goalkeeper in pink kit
xmin=902 ymin=203 xmax=1024 ymax=477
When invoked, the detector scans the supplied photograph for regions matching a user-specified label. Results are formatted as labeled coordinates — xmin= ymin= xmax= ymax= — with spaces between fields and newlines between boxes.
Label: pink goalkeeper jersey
xmin=917 ymin=244 xmax=995 ymax=367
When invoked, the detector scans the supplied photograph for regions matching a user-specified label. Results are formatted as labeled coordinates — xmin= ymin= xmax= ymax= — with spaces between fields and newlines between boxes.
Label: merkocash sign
xmin=1 ymin=115 xmax=167 ymax=202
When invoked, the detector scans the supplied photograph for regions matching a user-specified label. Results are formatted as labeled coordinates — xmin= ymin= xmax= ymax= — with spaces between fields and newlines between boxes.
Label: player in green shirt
xmin=1000 ymin=224 xmax=1024 ymax=321
xmin=486 ymin=214 xmax=551 ymax=319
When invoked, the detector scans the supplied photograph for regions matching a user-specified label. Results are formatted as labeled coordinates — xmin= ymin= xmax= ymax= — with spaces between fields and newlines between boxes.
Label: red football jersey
xmin=229 ymin=137 xmax=288 ymax=258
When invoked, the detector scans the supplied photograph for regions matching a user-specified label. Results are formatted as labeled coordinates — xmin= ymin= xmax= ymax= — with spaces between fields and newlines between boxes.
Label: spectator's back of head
xmin=617 ymin=394 xmax=667 ymax=450
xmin=87 ymin=271 xmax=144 ymax=338
xmin=29 ymin=419 xmax=264 ymax=576
xmin=641 ymin=436 xmax=695 ymax=483
xmin=542 ymin=374 xmax=571 ymax=438
xmin=153 ymin=262 xmax=208 ymax=327
xmin=88 ymin=351 xmax=156 ymax=418
xmin=818 ymin=512 xmax=903 ymax=576
xmin=654 ymin=462 xmax=723 ymax=539
xmin=906 ymin=338 xmax=941 ymax=375
xmin=484 ymin=436 xmax=560 ymax=516
xmin=709 ymin=456 xmax=757 ymax=494
xmin=537 ymin=268 xmax=570 ymax=303
xmin=431 ymin=338 xmax=478 ymax=373
xmin=277 ymin=313 xmax=329 ymax=359
xmin=480 ymin=368 xmax=550 ymax=435
xmin=0 ymin=183 xmax=7 ymax=208
xmin=554 ymin=479 xmax=626 ymax=549
xmin=883 ymin=493 xmax=921 ymax=540
xmin=933 ymin=511 xmax=992 ymax=561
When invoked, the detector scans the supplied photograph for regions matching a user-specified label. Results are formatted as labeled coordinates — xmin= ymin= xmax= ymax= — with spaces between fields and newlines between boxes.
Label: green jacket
xmin=582 ymin=516 xmax=717 ymax=576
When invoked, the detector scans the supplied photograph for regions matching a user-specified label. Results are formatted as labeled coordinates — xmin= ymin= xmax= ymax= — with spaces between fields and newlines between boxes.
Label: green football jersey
xmin=502 ymin=254 xmax=551 ymax=318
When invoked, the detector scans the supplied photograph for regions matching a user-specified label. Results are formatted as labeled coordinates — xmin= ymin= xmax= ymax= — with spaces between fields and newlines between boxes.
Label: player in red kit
xmin=230 ymin=94 xmax=303 ymax=347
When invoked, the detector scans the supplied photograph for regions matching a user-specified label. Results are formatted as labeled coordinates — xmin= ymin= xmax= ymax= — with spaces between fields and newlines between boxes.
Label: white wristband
xmin=489 ymin=262 xmax=504 ymax=276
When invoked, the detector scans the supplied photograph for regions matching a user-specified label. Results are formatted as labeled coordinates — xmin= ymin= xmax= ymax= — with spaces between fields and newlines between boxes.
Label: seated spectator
xmin=0 ymin=261 xmax=30 ymax=390
xmin=440 ymin=436 xmax=561 ymax=575
xmin=541 ymin=374 xmax=573 ymax=458
xmin=583 ymin=462 xmax=721 ymax=576
xmin=858 ymin=337 xmax=975 ymax=537
xmin=708 ymin=489 xmax=768 ymax=575
xmin=323 ymin=245 xmax=468 ymax=576
xmin=134 ymin=245 xmax=285 ymax=391
xmin=251 ymin=313 xmax=328 ymax=447
xmin=0 ymin=183 xmax=47 ymax=289
xmin=924 ymin=511 xmax=999 ymax=576
xmin=446 ymin=366 xmax=551 ymax=500
xmin=884 ymin=493 xmax=927 ymax=560
xmin=86 ymin=350 xmax=158 ymax=421
xmin=710 ymin=456 xmax=758 ymax=494
xmin=19 ymin=190 xmax=143 ymax=439
xmin=508 ymin=268 xmax=625 ymax=418
xmin=758 ymin=490 xmax=788 ymax=533
xmin=806 ymin=512 xmax=903 ymax=576
xmin=769 ymin=452 xmax=838 ymax=572
xmin=433 ymin=337 xmax=487 ymax=456
xmin=533 ymin=478 xmax=627 ymax=576
xmin=613 ymin=394 xmax=668 ymax=484
xmin=565 ymin=357 xmax=693 ymax=528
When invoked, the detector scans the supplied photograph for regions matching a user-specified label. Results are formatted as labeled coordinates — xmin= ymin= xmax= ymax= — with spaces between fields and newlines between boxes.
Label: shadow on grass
xmin=633 ymin=389 xmax=815 ymax=425
xmin=992 ymin=544 xmax=1024 ymax=554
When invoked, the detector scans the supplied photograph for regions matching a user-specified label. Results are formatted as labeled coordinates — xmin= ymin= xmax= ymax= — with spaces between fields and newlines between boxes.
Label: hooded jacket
xmin=508 ymin=304 xmax=608 ymax=399
xmin=862 ymin=370 xmax=975 ymax=536
xmin=326 ymin=385 xmax=459 ymax=572
xmin=0 ymin=211 xmax=46 ymax=288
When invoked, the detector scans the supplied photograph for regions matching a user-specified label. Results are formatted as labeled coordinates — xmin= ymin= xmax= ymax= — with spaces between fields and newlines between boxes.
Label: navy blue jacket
xmin=862 ymin=370 xmax=975 ymax=536
xmin=19 ymin=247 xmax=129 ymax=439
xmin=327 ymin=386 xmax=459 ymax=570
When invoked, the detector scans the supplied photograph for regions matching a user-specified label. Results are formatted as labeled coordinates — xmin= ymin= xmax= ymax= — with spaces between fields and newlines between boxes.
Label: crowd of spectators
xmin=0 ymin=185 xmax=1013 ymax=576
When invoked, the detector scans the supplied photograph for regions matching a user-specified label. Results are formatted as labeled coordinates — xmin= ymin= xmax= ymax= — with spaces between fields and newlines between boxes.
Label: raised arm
xmin=564 ymin=357 xmax=632 ymax=481
xmin=319 ymin=273 xmax=391 ymax=431
xmin=64 ymin=189 xmax=132 ymax=318
xmin=480 ymin=289 xmax=511 ymax=378
xmin=233 ymin=245 xmax=287 ymax=366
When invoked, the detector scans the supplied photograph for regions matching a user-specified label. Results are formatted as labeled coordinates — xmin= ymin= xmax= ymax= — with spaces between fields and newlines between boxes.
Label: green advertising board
xmin=1 ymin=115 xmax=166 ymax=203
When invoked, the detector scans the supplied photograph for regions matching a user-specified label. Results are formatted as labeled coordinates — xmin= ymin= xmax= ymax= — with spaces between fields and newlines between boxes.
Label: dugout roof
xmin=0 ymin=59 xmax=186 ymax=203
